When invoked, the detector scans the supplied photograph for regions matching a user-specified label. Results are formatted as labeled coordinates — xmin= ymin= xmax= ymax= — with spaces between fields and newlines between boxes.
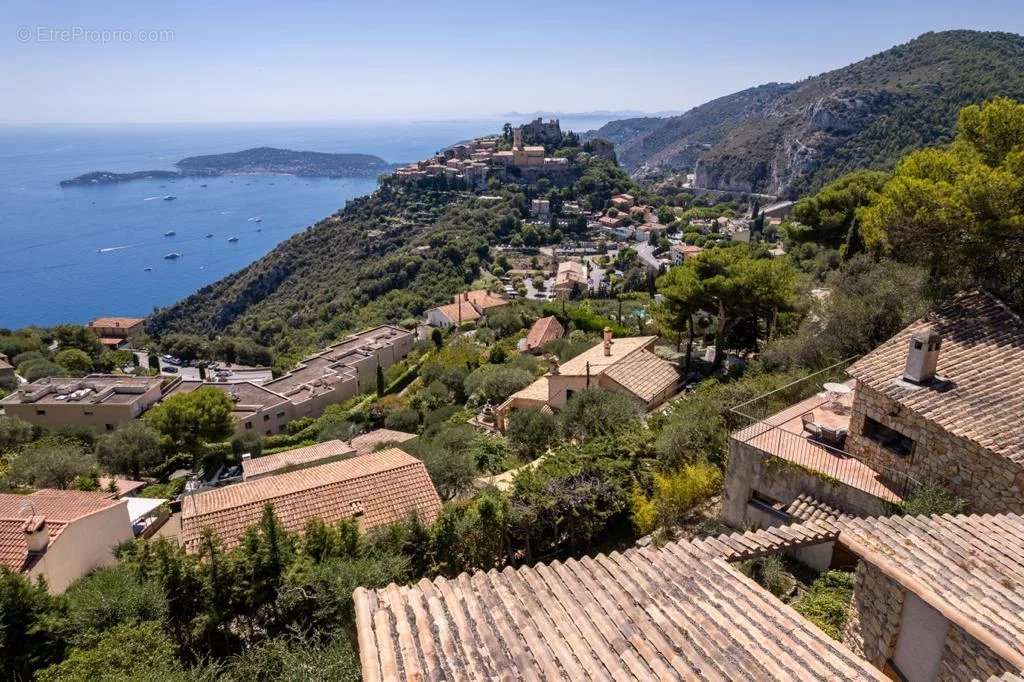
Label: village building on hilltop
xmin=425 ymin=289 xmax=509 ymax=329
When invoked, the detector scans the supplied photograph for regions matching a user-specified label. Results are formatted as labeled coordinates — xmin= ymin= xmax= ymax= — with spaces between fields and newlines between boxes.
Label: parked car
xmin=163 ymin=366 xmax=179 ymax=373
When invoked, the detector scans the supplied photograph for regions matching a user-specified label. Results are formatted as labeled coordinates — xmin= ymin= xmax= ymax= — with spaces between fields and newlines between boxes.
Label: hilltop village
xmin=3 ymin=98 xmax=1024 ymax=682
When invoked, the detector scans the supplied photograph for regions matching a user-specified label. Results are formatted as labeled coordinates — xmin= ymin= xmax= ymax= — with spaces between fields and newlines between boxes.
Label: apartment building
xmin=0 ymin=375 xmax=165 ymax=431
xmin=87 ymin=316 xmax=145 ymax=349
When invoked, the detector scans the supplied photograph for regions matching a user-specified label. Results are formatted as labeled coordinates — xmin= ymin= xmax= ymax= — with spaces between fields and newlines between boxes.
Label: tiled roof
xmin=349 ymin=429 xmax=417 ymax=455
xmin=354 ymin=524 xmax=881 ymax=681
xmin=180 ymin=448 xmax=440 ymax=553
xmin=465 ymin=290 xmax=508 ymax=310
xmin=838 ymin=513 xmax=1024 ymax=669
xmin=524 ymin=316 xmax=563 ymax=350
xmin=88 ymin=316 xmax=144 ymax=328
xmin=554 ymin=260 xmax=587 ymax=286
xmin=848 ymin=289 xmax=1024 ymax=463
xmin=434 ymin=300 xmax=482 ymax=324
xmin=785 ymin=493 xmax=843 ymax=523
xmin=98 ymin=477 xmax=148 ymax=498
xmin=602 ymin=349 xmax=679 ymax=403
xmin=241 ymin=439 xmax=355 ymax=479
xmin=505 ymin=375 xmax=550 ymax=405
xmin=0 ymin=490 xmax=122 ymax=572
xmin=557 ymin=336 xmax=655 ymax=376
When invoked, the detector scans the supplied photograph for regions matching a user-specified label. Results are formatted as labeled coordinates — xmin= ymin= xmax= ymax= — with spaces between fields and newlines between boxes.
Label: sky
xmin=3 ymin=0 xmax=1024 ymax=124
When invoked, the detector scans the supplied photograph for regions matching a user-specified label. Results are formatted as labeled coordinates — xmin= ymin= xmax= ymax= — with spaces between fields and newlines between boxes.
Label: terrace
xmin=730 ymin=359 xmax=918 ymax=505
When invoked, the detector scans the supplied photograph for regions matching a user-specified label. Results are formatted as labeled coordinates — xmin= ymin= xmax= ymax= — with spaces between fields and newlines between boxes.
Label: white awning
xmin=126 ymin=497 xmax=167 ymax=523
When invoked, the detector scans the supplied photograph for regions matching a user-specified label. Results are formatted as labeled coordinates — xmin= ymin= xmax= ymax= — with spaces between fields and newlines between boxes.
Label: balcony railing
xmin=729 ymin=358 xmax=919 ymax=504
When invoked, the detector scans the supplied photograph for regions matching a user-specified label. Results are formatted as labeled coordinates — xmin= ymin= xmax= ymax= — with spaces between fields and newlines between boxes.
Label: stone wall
xmin=936 ymin=623 xmax=1017 ymax=682
xmin=846 ymin=383 xmax=1024 ymax=513
xmin=722 ymin=438 xmax=890 ymax=528
xmin=843 ymin=560 xmax=904 ymax=667
xmin=844 ymin=560 xmax=1017 ymax=681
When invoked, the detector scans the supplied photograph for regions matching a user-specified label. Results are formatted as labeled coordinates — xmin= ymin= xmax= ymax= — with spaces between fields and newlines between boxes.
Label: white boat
xmin=163 ymin=252 xmax=181 ymax=259
xmin=164 ymin=230 xmax=176 ymax=236
xmin=205 ymin=233 xmax=214 ymax=238
xmin=163 ymin=195 xmax=176 ymax=201
xmin=227 ymin=236 xmax=239 ymax=243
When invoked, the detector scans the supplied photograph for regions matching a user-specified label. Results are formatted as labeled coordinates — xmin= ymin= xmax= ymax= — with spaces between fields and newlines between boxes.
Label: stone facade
xmin=843 ymin=560 xmax=1017 ymax=681
xmin=843 ymin=560 xmax=905 ymax=668
xmin=846 ymin=383 xmax=1024 ymax=513
xmin=936 ymin=623 xmax=1017 ymax=682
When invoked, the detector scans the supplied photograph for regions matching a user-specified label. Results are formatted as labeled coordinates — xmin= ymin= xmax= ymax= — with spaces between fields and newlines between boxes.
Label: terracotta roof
xmin=601 ymin=349 xmax=679 ymax=403
xmin=555 ymin=260 xmax=587 ymax=285
xmin=557 ymin=336 xmax=655 ymax=377
xmin=88 ymin=316 xmax=144 ymax=328
xmin=180 ymin=448 xmax=440 ymax=553
xmin=0 ymin=490 xmax=122 ymax=572
xmin=354 ymin=523 xmax=881 ymax=681
xmin=785 ymin=494 xmax=843 ymax=523
xmin=348 ymin=429 xmax=417 ymax=455
xmin=847 ymin=290 xmax=1024 ymax=463
xmin=838 ymin=513 xmax=1024 ymax=669
xmin=671 ymin=243 xmax=703 ymax=255
xmin=241 ymin=439 xmax=355 ymax=479
xmin=524 ymin=316 xmax=564 ymax=350
xmin=98 ymin=477 xmax=148 ymax=497
xmin=464 ymin=290 xmax=508 ymax=310
xmin=433 ymin=300 xmax=482 ymax=325
xmin=505 ymin=375 xmax=550 ymax=404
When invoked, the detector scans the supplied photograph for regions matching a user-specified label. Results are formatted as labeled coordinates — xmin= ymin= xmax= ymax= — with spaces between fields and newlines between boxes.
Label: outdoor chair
xmin=801 ymin=412 xmax=821 ymax=438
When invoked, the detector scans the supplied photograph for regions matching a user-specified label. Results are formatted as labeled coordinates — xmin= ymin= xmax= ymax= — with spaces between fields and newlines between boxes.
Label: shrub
xmin=384 ymin=408 xmax=420 ymax=433
xmin=559 ymin=388 xmax=641 ymax=441
xmin=506 ymin=409 xmax=557 ymax=458
xmin=631 ymin=461 xmax=722 ymax=535
xmin=63 ymin=567 xmax=168 ymax=644
xmin=231 ymin=432 xmax=264 ymax=458
xmin=900 ymin=483 xmax=968 ymax=516
xmin=791 ymin=570 xmax=855 ymax=640
xmin=0 ymin=415 xmax=35 ymax=453
xmin=36 ymin=621 xmax=181 ymax=682
xmin=9 ymin=440 xmax=96 ymax=489
xmin=463 ymin=365 xmax=533 ymax=404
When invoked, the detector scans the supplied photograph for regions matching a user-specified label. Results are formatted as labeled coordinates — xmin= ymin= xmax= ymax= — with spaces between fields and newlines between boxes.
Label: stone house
xmin=723 ymin=290 xmax=1024 ymax=530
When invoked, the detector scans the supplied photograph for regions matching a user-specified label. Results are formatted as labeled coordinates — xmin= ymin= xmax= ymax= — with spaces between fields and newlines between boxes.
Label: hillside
xmin=590 ymin=31 xmax=1024 ymax=197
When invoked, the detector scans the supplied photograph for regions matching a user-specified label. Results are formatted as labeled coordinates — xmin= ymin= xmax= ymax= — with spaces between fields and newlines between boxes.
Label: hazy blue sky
xmin=3 ymin=0 xmax=1023 ymax=124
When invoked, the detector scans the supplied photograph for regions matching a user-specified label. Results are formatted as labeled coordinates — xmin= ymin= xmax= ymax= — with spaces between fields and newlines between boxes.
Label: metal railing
xmin=729 ymin=358 xmax=920 ymax=503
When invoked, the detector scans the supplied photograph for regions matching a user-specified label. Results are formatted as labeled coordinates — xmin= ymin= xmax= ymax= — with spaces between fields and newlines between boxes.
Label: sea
xmin=0 ymin=115 xmax=615 ymax=329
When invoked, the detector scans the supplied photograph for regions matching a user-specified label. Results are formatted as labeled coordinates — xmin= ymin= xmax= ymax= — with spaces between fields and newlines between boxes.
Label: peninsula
xmin=59 ymin=146 xmax=396 ymax=186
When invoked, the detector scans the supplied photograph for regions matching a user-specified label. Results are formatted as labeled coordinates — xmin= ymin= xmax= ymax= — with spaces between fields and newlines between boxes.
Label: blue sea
xmin=0 ymin=116 xmax=614 ymax=328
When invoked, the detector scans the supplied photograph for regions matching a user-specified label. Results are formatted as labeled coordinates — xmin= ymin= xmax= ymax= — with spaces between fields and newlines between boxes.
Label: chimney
xmin=241 ymin=452 xmax=251 ymax=461
xmin=603 ymin=326 xmax=613 ymax=357
xmin=549 ymin=356 xmax=560 ymax=375
xmin=23 ymin=516 xmax=48 ymax=554
xmin=903 ymin=326 xmax=942 ymax=384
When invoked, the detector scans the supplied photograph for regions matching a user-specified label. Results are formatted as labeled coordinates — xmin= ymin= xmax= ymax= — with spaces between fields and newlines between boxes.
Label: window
xmin=277 ymin=411 xmax=286 ymax=418
xmin=266 ymin=430 xmax=272 ymax=436
xmin=105 ymin=424 xmax=114 ymax=432
xmin=263 ymin=414 xmax=270 ymax=422
xmin=245 ymin=421 xmax=252 ymax=430
xmin=36 ymin=409 xmax=46 ymax=416
xmin=749 ymin=490 xmax=787 ymax=517
xmin=84 ymin=410 xmax=94 ymax=416
xmin=863 ymin=416 xmax=914 ymax=457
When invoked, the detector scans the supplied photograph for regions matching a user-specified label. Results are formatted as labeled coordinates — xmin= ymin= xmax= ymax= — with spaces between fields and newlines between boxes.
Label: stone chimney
xmin=603 ymin=327 xmax=613 ymax=357
xmin=462 ymin=291 xmax=469 ymax=302
xmin=241 ymin=452 xmax=251 ymax=461
xmin=548 ymin=356 xmax=560 ymax=375
xmin=904 ymin=326 xmax=942 ymax=384
xmin=23 ymin=516 xmax=48 ymax=554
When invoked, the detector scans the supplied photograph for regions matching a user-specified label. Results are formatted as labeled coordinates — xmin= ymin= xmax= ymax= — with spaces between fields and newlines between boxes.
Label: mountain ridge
xmin=588 ymin=30 xmax=1024 ymax=197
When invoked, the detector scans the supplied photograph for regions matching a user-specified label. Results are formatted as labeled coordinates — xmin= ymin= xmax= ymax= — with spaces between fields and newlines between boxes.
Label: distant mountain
xmin=60 ymin=147 xmax=394 ymax=186
xmin=588 ymin=31 xmax=1024 ymax=197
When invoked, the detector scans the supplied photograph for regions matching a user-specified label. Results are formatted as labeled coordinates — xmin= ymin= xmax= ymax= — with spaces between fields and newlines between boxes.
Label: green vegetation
xmin=900 ymin=483 xmax=969 ymax=516
xmin=791 ymin=570 xmax=856 ymax=641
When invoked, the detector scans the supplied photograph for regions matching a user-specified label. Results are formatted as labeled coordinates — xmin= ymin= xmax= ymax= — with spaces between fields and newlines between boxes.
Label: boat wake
xmin=143 ymin=196 xmax=163 ymax=201
xmin=97 ymin=244 xmax=136 ymax=253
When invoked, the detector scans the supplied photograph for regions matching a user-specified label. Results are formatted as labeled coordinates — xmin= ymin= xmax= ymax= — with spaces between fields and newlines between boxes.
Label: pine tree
xmin=376 ymin=363 xmax=385 ymax=397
